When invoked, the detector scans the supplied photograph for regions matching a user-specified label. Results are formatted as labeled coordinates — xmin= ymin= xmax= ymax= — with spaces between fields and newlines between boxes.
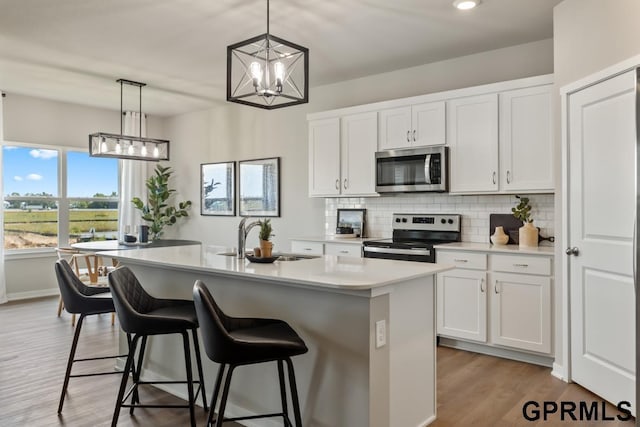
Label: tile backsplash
xmin=325 ymin=193 xmax=555 ymax=243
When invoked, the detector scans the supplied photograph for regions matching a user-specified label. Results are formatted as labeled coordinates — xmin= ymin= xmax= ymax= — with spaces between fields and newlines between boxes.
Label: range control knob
xmin=441 ymin=218 xmax=446 ymax=224
xmin=395 ymin=218 xmax=401 ymax=223
xmin=448 ymin=219 xmax=454 ymax=224
xmin=402 ymin=218 xmax=407 ymax=223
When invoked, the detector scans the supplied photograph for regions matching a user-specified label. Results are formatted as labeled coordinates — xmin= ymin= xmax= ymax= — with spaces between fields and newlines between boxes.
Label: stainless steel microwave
xmin=375 ymin=146 xmax=448 ymax=193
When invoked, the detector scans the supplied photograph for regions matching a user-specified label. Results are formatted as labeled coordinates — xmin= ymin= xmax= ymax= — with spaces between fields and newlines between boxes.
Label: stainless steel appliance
xmin=375 ymin=146 xmax=448 ymax=193
xmin=363 ymin=213 xmax=461 ymax=263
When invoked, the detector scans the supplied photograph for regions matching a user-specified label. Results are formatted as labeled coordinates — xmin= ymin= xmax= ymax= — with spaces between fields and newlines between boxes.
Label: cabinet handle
xmin=343 ymin=179 xmax=348 ymax=189
xmin=304 ymin=248 xmax=312 ymax=251
xmin=480 ymin=278 xmax=485 ymax=293
xmin=513 ymin=263 xmax=529 ymax=268
xmin=494 ymin=280 xmax=499 ymax=294
xmin=335 ymin=179 xmax=340 ymax=190
xmin=492 ymin=171 xmax=496 ymax=185
xmin=453 ymin=259 xmax=468 ymax=263
xmin=407 ymin=130 xmax=410 ymax=142
xmin=413 ymin=130 xmax=416 ymax=141
xmin=339 ymin=250 xmax=349 ymax=254
xmin=506 ymin=170 xmax=511 ymax=184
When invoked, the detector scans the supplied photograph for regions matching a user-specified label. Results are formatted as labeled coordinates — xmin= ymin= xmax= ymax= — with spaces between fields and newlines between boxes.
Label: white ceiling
xmin=0 ymin=0 xmax=561 ymax=117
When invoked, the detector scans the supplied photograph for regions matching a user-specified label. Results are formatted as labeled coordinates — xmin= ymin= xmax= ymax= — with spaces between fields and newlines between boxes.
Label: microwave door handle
xmin=424 ymin=154 xmax=432 ymax=184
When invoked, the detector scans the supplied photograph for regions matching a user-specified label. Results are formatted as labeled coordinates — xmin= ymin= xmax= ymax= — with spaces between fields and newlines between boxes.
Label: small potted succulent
xmin=258 ymin=218 xmax=274 ymax=258
xmin=512 ymin=195 xmax=538 ymax=247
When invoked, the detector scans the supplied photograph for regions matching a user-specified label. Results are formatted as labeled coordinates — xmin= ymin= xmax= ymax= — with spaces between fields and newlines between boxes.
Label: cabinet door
xmin=291 ymin=240 xmax=324 ymax=256
xmin=436 ymin=269 xmax=487 ymax=342
xmin=378 ymin=106 xmax=411 ymax=150
xmin=341 ymin=112 xmax=378 ymax=196
xmin=447 ymin=94 xmax=499 ymax=193
xmin=500 ymin=85 xmax=554 ymax=192
xmin=412 ymin=101 xmax=446 ymax=147
xmin=324 ymin=243 xmax=362 ymax=258
xmin=308 ymin=118 xmax=341 ymax=196
xmin=490 ymin=272 xmax=551 ymax=354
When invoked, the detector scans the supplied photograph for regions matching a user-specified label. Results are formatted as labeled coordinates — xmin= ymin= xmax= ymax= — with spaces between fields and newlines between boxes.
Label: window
xmin=3 ymin=145 xmax=119 ymax=251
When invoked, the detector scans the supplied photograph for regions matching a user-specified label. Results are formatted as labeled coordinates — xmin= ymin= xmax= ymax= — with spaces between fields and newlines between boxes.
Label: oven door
xmin=375 ymin=146 xmax=448 ymax=193
xmin=363 ymin=246 xmax=434 ymax=263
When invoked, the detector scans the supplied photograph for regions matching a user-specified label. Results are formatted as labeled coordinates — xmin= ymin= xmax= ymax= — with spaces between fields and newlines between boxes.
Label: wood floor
xmin=0 ymin=296 xmax=635 ymax=427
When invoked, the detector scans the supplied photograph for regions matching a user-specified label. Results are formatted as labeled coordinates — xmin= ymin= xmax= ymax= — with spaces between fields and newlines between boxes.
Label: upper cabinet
xmin=378 ymin=101 xmax=446 ymax=150
xmin=499 ymin=85 xmax=554 ymax=192
xmin=308 ymin=112 xmax=378 ymax=198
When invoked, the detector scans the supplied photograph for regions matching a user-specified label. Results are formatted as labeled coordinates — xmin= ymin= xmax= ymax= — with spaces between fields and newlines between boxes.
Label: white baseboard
xmin=7 ymin=288 xmax=59 ymax=301
xmin=551 ymin=362 xmax=569 ymax=382
xmin=438 ymin=337 xmax=554 ymax=368
xmin=422 ymin=414 xmax=437 ymax=426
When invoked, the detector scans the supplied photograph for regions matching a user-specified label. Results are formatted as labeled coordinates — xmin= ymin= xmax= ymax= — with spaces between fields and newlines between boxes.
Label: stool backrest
xmin=108 ymin=266 xmax=158 ymax=333
xmin=192 ymin=281 xmax=237 ymax=363
xmin=54 ymin=259 xmax=98 ymax=314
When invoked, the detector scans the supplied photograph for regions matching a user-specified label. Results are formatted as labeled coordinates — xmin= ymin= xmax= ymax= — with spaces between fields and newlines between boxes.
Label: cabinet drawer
xmin=325 ymin=243 xmax=362 ymax=258
xmin=291 ymin=241 xmax=324 ymax=256
xmin=437 ymin=251 xmax=486 ymax=270
xmin=490 ymin=254 xmax=551 ymax=276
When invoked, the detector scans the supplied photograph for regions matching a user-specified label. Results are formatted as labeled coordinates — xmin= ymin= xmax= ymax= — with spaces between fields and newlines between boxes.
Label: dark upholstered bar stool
xmin=108 ymin=266 xmax=208 ymax=427
xmin=192 ymin=281 xmax=308 ymax=427
xmin=54 ymin=259 xmax=129 ymax=414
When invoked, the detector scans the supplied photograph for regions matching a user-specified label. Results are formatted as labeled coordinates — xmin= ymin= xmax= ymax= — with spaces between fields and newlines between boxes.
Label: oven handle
xmin=363 ymin=246 xmax=431 ymax=256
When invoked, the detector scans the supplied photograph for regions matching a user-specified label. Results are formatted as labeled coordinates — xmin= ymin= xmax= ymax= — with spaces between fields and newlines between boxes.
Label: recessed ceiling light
xmin=453 ymin=0 xmax=481 ymax=10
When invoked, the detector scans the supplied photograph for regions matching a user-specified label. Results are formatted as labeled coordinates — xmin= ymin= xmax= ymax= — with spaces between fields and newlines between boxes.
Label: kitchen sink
xmin=216 ymin=251 xmax=319 ymax=261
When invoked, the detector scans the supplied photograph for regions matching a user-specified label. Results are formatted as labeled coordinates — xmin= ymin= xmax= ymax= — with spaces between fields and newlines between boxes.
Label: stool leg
xmin=112 ymin=334 xmax=139 ymax=427
xmin=285 ymin=358 xmax=303 ymax=427
xmin=182 ymin=331 xmax=196 ymax=427
xmin=58 ymin=313 xmax=85 ymax=413
xmin=215 ymin=365 xmax=235 ymax=427
xmin=190 ymin=328 xmax=208 ymax=411
xmin=277 ymin=360 xmax=290 ymax=425
xmin=57 ymin=296 xmax=64 ymax=317
xmin=207 ymin=363 xmax=227 ymax=427
xmin=130 ymin=335 xmax=147 ymax=414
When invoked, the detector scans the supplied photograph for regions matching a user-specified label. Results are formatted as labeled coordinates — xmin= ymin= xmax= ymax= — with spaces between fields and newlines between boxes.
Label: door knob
xmin=565 ymin=247 xmax=580 ymax=256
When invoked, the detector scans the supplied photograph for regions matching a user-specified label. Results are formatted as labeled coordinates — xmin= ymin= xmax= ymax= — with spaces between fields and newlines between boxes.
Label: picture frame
xmin=337 ymin=208 xmax=367 ymax=237
xmin=201 ymin=161 xmax=236 ymax=216
xmin=239 ymin=157 xmax=280 ymax=217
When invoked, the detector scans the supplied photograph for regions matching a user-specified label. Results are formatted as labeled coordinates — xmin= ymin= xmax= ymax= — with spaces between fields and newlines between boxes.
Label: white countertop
xmin=291 ymin=236 xmax=378 ymax=245
xmin=434 ymin=242 xmax=555 ymax=256
xmin=102 ymin=245 xmax=452 ymax=291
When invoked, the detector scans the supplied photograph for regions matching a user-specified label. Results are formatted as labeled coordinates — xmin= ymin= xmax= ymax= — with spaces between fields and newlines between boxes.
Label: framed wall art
xmin=201 ymin=161 xmax=235 ymax=216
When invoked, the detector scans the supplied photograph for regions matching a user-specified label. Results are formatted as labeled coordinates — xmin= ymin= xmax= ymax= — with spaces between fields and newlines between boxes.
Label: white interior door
xmin=568 ymin=70 xmax=636 ymax=413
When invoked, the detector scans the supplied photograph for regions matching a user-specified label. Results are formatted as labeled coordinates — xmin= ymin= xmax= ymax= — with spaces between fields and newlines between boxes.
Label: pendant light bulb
xmin=274 ymin=61 xmax=285 ymax=90
xmin=250 ymin=61 xmax=262 ymax=89
xmin=128 ymin=142 xmax=134 ymax=155
xmin=153 ymin=144 xmax=160 ymax=158
xmin=115 ymin=141 xmax=122 ymax=154
xmin=141 ymin=143 xmax=147 ymax=157
xmin=100 ymin=137 xmax=107 ymax=153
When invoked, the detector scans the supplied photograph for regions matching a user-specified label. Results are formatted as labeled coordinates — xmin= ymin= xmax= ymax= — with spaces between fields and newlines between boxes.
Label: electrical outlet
xmin=375 ymin=320 xmax=386 ymax=348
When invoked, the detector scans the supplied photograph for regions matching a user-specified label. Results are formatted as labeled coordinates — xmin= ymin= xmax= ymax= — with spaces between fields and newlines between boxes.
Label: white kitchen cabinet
xmin=308 ymin=113 xmax=377 ymax=197
xmin=378 ymin=101 xmax=446 ymax=150
xmin=436 ymin=248 xmax=553 ymax=357
xmin=290 ymin=240 xmax=324 ymax=256
xmin=436 ymin=268 xmax=487 ymax=342
xmin=499 ymin=85 xmax=554 ymax=192
xmin=308 ymin=118 xmax=341 ymax=196
xmin=324 ymin=242 xmax=362 ymax=258
xmin=490 ymin=272 xmax=551 ymax=354
xmin=447 ymin=94 xmax=499 ymax=193
xmin=290 ymin=239 xmax=363 ymax=258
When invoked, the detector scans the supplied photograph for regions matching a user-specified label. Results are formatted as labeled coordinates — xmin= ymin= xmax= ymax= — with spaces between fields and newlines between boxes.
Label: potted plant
xmin=132 ymin=164 xmax=192 ymax=241
xmin=511 ymin=195 xmax=538 ymax=247
xmin=258 ymin=218 xmax=274 ymax=258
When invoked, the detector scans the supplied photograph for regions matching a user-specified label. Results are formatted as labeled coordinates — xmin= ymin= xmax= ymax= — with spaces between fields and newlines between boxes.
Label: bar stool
xmin=54 ymin=259 xmax=129 ymax=414
xmin=108 ymin=266 xmax=208 ymax=427
xmin=192 ymin=280 xmax=308 ymax=427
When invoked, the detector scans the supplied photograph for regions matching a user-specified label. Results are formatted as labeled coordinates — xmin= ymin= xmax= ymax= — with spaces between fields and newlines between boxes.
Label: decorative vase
xmin=259 ymin=240 xmax=273 ymax=258
xmin=518 ymin=222 xmax=539 ymax=248
xmin=490 ymin=226 xmax=509 ymax=245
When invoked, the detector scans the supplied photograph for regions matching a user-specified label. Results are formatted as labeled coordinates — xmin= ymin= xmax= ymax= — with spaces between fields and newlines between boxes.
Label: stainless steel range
xmin=363 ymin=213 xmax=461 ymax=263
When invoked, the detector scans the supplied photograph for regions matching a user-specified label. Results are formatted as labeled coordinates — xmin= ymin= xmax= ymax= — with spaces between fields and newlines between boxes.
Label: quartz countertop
xmin=434 ymin=242 xmax=555 ymax=256
xmin=102 ymin=244 xmax=452 ymax=291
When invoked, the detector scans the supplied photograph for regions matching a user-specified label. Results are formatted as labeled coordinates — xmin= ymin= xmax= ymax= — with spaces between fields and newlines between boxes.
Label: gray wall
xmin=552 ymin=0 xmax=640 ymax=375
xmin=165 ymin=39 xmax=554 ymax=251
xmin=2 ymin=94 xmax=164 ymax=299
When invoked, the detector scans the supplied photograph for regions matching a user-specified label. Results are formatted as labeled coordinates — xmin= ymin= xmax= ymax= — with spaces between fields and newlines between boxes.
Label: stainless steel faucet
xmin=237 ymin=217 xmax=260 ymax=258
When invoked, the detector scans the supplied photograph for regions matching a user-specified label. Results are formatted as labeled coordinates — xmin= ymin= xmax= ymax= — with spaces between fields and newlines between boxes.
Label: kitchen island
xmin=102 ymin=244 xmax=452 ymax=427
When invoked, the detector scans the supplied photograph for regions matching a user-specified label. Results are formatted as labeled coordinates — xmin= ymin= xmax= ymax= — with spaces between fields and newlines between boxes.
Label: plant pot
xmin=259 ymin=240 xmax=273 ymax=258
xmin=490 ymin=226 xmax=509 ymax=245
xmin=519 ymin=222 xmax=539 ymax=248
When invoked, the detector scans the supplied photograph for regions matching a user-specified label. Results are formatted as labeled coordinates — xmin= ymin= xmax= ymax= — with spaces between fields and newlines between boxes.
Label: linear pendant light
xmin=227 ymin=0 xmax=309 ymax=109
xmin=89 ymin=79 xmax=169 ymax=161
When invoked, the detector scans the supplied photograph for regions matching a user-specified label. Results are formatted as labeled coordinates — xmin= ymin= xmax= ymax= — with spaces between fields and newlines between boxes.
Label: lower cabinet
xmin=290 ymin=240 xmax=362 ymax=258
xmin=436 ymin=250 xmax=552 ymax=356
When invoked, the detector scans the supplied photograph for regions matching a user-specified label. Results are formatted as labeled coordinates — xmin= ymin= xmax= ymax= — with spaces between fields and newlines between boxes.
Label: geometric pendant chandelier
xmin=227 ymin=0 xmax=309 ymax=109
xmin=89 ymin=79 xmax=169 ymax=161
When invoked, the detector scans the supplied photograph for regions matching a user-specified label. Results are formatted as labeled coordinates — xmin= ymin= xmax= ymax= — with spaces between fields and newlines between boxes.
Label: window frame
xmin=2 ymin=141 xmax=120 ymax=257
